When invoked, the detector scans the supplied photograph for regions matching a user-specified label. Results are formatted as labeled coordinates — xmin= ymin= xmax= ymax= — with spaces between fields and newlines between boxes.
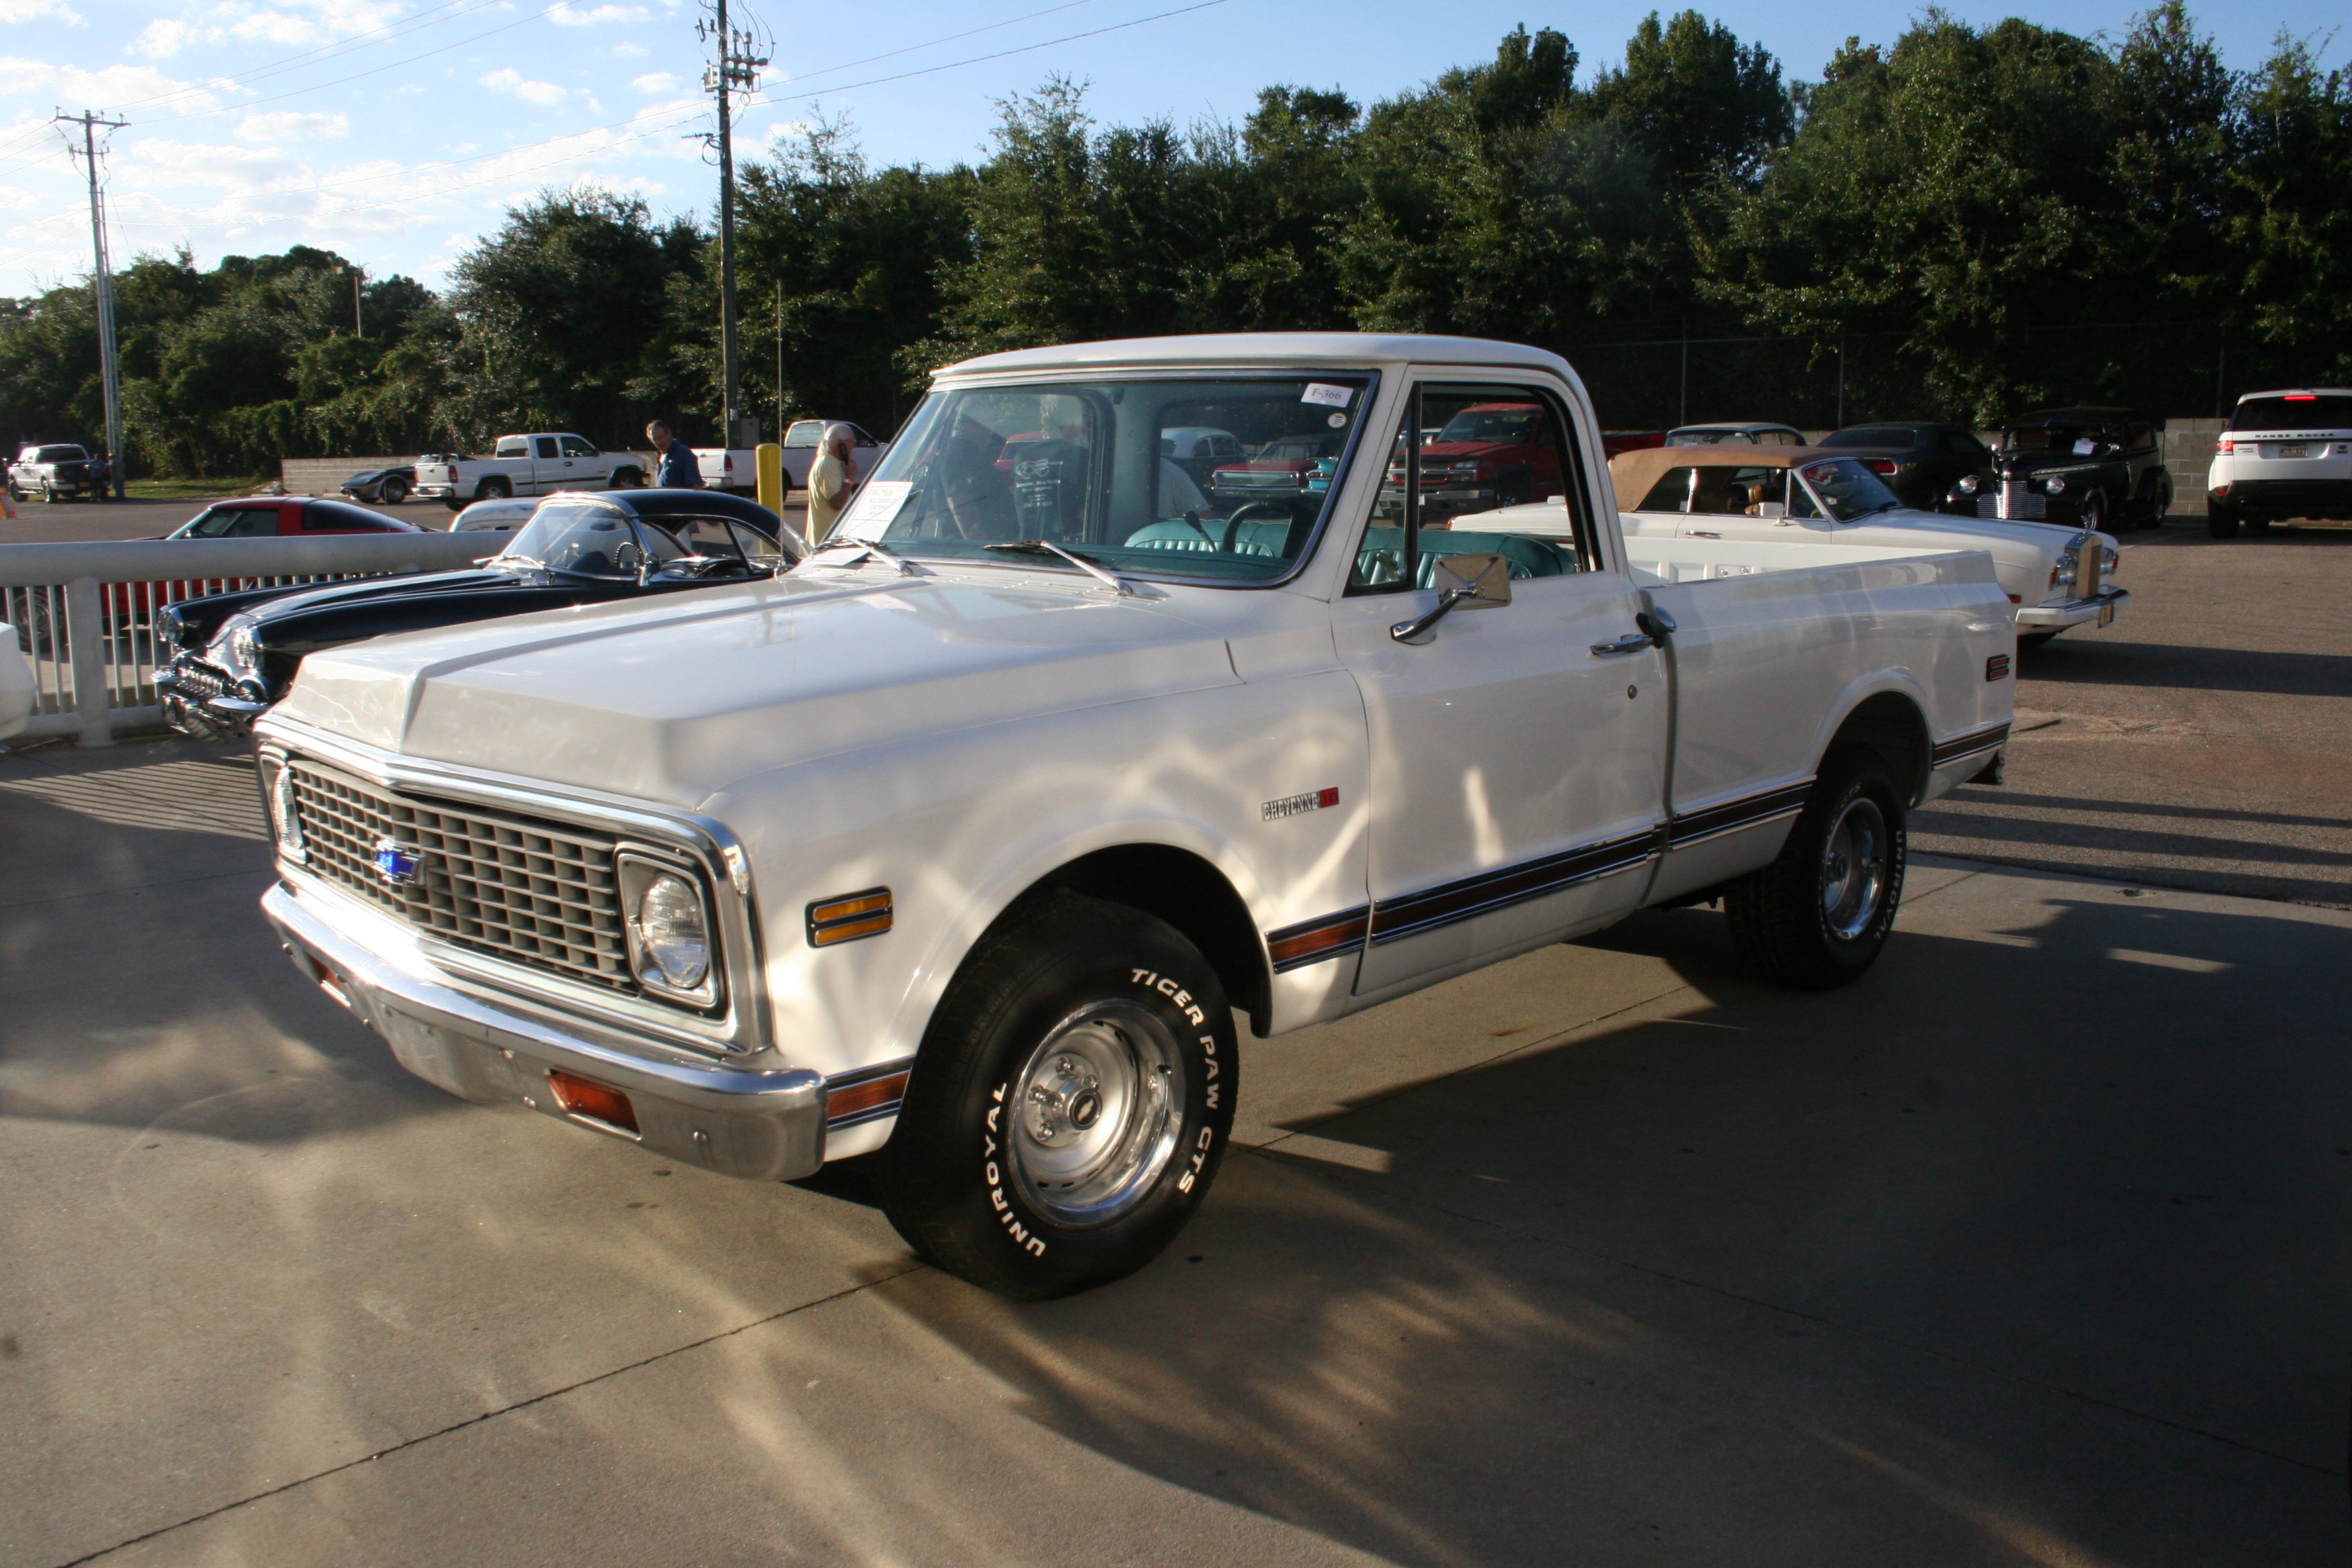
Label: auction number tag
xmin=1300 ymin=383 xmax=1353 ymax=409
xmin=839 ymin=479 xmax=912 ymax=533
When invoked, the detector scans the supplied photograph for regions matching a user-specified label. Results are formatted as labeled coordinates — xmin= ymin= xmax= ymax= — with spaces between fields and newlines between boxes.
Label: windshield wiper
xmin=983 ymin=539 xmax=1135 ymax=595
xmin=810 ymin=536 xmax=922 ymax=577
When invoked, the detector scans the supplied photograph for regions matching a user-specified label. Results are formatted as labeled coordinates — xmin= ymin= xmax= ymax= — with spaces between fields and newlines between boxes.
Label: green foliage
xmin=2 ymin=8 xmax=2347 ymax=465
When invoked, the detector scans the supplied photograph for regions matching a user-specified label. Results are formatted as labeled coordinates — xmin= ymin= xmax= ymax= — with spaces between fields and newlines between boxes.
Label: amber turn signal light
xmin=546 ymin=1069 xmax=639 ymax=1133
xmin=807 ymin=887 xmax=893 ymax=947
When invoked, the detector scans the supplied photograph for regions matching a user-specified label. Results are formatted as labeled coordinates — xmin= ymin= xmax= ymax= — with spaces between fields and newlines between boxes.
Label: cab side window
xmin=534 ymin=436 xmax=560 ymax=460
xmin=1348 ymin=381 xmax=1594 ymax=592
xmin=560 ymin=436 xmax=598 ymax=458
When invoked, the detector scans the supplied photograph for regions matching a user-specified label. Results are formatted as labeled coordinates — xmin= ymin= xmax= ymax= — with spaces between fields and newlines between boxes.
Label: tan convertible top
xmin=1608 ymin=444 xmax=1849 ymax=512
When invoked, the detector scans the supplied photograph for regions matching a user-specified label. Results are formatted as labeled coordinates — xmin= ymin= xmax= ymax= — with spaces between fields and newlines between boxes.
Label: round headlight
xmin=2043 ymin=477 xmax=2066 ymax=495
xmin=634 ymin=873 xmax=709 ymax=989
xmin=1955 ymin=474 xmax=1980 ymax=495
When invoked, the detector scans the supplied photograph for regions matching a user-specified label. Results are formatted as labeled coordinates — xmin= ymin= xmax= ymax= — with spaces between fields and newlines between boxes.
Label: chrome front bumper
xmin=2017 ymin=586 xmax=2129 ymax=630
xmin=264 ymin=879 xmax=826 ymax=1181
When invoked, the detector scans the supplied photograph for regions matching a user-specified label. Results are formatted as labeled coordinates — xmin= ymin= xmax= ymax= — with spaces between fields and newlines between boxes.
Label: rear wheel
xmin=2206 ymin=501 xmax=2239 ymax=538
xmin=2138 ymin=474 xmax=2171 ymax=529
xmin=478 ymin=477 xmax=513 ymax=501
xmin=875 ymin=891 xmax=1236 ymax=1298
xmin=381 ymin=477 xmax=409 ymax=505
xmin=1724 ymin=748 xmax=1908 ymax=989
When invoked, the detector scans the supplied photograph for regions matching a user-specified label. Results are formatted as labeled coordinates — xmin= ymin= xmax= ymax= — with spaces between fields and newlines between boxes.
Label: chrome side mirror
xmin=1756 ymin=501 xmax=1787 ymax=520
xmin=1391 ymin=552 xmax=1512 ymax=644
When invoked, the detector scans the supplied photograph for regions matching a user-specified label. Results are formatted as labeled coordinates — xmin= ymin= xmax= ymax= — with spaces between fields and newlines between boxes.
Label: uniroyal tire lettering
xmin=982 ymin=1082 xmax=1042 ymax=1253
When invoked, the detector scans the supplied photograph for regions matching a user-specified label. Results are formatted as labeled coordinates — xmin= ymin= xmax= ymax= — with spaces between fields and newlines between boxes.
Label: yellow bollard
xmin=755 ymin=442 xmax=785 ymax=515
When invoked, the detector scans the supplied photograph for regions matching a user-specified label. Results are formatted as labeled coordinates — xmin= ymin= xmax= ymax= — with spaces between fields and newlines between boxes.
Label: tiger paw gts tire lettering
xmin=1724 ymin=748 xmax=1908 ymax=989
xmin=876 ymin=891 xmax=1237 ymax=1298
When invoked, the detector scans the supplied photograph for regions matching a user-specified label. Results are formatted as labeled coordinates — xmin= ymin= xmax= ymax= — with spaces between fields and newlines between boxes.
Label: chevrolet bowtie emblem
xmin=373 ymin=840 xmax=422 ymax=885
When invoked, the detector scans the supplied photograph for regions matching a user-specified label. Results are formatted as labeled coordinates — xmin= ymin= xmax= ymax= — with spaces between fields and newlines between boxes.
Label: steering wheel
xmin=612 ymin=540 xmax=646 ymax=576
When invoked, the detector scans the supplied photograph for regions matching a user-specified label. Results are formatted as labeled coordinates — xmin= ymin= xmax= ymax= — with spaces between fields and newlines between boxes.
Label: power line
xmin=783 ymin=0 xmax=1106 ymax=87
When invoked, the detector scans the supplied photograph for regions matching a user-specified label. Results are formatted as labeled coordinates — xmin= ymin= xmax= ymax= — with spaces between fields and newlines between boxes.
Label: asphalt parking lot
xmin=3 ymin=518 xmax=2348 ymax=1565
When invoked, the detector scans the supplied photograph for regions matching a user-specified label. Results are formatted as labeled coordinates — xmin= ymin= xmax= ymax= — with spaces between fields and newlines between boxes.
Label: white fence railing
xmin=1 ymin=532 xmax=498 ymax=746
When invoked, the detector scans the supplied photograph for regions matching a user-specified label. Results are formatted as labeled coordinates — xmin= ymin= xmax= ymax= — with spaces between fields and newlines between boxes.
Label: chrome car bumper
xmin=2016 ymin=586 xmax=2129 ymax=630
xmin=264 ymin=879 xmax=826 ymax=1181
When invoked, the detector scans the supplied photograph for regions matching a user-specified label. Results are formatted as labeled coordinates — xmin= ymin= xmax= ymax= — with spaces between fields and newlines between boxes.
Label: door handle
xmin=1589 ymin=632 xmax=1651 ymax=656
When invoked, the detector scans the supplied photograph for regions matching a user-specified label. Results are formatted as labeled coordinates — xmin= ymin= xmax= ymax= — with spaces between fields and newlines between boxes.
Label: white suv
xmin=2206 ymin=389 xmax=2352 ymax=537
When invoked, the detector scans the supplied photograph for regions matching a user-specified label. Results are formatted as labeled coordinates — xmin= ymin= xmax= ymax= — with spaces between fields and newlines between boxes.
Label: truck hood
xmin=271 ymin=569 xmax=1240 ymax=807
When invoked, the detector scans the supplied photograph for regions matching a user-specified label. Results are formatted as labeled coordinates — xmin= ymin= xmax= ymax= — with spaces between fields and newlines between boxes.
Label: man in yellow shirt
xmin=805 ymin=424 xmax=859 ymax=543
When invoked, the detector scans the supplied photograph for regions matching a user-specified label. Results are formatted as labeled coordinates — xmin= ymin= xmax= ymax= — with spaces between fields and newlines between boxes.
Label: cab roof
xmin=936 ymin=333 xmax=1577 ymax=382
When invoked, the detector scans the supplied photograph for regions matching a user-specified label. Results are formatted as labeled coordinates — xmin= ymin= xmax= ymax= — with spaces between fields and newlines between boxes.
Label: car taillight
xmin=724 ymin=453 xmax=734 ymax=471
xmin=2285 ymin=393 xmax=2315 ymax=401
xmin=1863 ymin=458 xmax=1898 ymax=475
xmin=2216 ymin=437 xmax=2234 ymax=453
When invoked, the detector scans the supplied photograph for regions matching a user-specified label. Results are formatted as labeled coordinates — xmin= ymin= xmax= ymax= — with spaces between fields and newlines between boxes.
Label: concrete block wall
xmin=278 ymin=456 xmax=417 ymax=496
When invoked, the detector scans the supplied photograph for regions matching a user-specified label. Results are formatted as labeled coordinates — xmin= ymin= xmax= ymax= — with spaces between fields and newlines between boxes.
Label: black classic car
xmin=157 ymin=489 xmax=799 ymax=738
xmin=1985 ymin=409 xmax=2171 ymax=530
xmin=1816 ymin=422 xmax=1996 ymax=513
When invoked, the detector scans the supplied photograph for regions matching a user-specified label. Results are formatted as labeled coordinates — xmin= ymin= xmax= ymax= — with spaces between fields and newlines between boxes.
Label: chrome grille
xmin=286 ymin=760 xmax=632 ymax=991
xmin=1998 ymin=481 xmax=2047 ymax=520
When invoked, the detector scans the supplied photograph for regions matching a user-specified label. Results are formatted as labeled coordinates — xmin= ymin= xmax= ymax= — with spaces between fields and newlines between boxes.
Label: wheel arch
xmin=1822 ymin=688 xmax=1934 ymax=806
xmin=1011 ymin=843 xmax=1274 ymax=1037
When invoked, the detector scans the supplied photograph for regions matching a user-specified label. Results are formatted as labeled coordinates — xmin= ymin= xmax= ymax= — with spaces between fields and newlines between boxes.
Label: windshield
xmin=1794 ymin=458 xmax=1904 ymax=521
xmin=1432 ymin=405 xmax=1538 ymax=444
xmin=2231 ymin=395 xmax=2352 ymax=431
xmin=177 ymin=505 xmax=278 ymax=538
xmin=2002 ymin=424 xmax=2115 ymax=454
xmin=1665 ymin=429 xmax=1749 ymax=446
xmin=497 ymin=501 xmax=676 ymax=575
xmin=827 ymin=375 xmax=1375 ymax=583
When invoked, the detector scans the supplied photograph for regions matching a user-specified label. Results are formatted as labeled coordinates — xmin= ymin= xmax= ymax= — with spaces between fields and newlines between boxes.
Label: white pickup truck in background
xmin=414 ymin=434 xmax=644 ymax=509
xmin=255 ymin=332 xmax=2014 ymax=1301
xmin=697 ymin=420 xmax=893 ymax=493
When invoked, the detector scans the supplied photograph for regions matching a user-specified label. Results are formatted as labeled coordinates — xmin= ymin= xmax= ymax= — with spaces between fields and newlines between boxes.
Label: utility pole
xmin=701 ymin=1 xmax=767 ymax=448
xmin=58 ymin=109 xmax=128 ymax=499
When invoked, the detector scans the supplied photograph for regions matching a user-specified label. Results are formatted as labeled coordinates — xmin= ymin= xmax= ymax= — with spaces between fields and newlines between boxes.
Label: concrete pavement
xmin=3 ymin=736 xmax=2345 ymax=1566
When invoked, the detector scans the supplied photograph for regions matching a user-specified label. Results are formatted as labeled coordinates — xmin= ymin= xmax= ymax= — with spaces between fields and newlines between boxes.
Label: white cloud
xmin=230 ymin=10 xmax=327 ymax=46
xmin=235 ymin=110 xmax=348 ymax=142
xmin=0 ymin=0 xmax=83 ymax=24
xmin=630 ymin=71 xmax=675 ymax=93
xmin=478 ymin=66 xmax=567 ymax=106
xmin=131 ymin=17 xmax=191 ymax=56
xmin=609 ymin=42 xmax=648 ymax=57
xmin=0 ymin=59 xmax=219 ymax=111
xmin=551 ymin=2 xmax=648 ymax=23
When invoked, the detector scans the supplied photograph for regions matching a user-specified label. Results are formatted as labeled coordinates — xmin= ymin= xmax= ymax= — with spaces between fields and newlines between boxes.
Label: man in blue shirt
xmin=644 ymin=420 xmax=702 ymax=489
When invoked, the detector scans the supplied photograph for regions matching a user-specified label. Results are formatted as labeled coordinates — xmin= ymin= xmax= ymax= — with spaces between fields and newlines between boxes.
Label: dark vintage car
xmin=1816 ymin=422 xmax=1996 ymax=514
xmin=340 ymin=465 xmax=415 ymax=503
xmin=1986 ymin=409 xmax=2171 ymax=531
xmin=156 ymin=489 xmax=797 ymax=738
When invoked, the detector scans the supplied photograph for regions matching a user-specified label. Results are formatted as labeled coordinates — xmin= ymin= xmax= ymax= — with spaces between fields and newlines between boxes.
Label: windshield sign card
xmin=1300 ymin=383 xmax=1354 ymax=408
xmin=839 ymin=479 xmax=912 ymax=534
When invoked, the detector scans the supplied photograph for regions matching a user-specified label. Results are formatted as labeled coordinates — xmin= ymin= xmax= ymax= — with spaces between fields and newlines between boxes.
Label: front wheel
xmin=875 ymin=891 xmax=1237 ymax=1298
xmin=607 ymin=467 xmax=646 ymax=489
xmin=1724 ymin=748 xmax=1908 ymax=989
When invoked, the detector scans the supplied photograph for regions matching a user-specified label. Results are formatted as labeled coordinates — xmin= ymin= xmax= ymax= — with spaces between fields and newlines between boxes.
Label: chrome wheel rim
xmin=1820 ymin=797 xmax=1890 ymax=942
xmin=1008 ymin=1000 xmax=1184 ymax=1228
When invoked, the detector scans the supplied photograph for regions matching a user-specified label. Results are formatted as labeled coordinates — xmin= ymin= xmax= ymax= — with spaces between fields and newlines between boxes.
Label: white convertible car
xmin=1578 ymin=446 xmax=2127 ymax=648
xmin=253 ymin=333 xmax=2016 ymax=1297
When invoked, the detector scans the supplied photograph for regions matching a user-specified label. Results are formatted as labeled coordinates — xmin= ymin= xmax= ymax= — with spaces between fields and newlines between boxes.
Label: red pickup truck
xmin=1413 ymin=401 xmax=1564 ymax=518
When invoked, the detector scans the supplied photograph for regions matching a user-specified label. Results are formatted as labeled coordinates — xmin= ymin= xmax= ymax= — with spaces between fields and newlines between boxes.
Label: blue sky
xmin=0 ymin=0 xmax=2341 ymax=298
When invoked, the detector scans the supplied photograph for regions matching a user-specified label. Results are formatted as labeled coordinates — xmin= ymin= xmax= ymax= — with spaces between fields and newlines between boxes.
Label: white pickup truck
xmin=413 ymin=434 xmax=645 ymax=509
xmin=695 ymin=421 xmax=891 ymax=493
xmin=254 ymin=333 xmax=2014 ymax=1297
